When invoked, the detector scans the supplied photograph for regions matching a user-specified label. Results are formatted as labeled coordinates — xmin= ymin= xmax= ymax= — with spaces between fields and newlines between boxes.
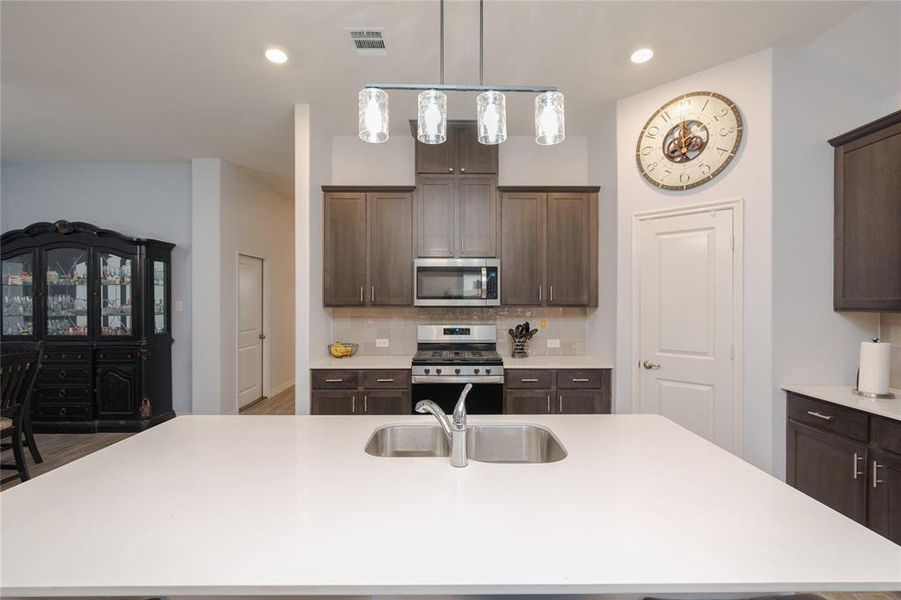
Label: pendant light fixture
xmin=359 ymin=0 xmax=563 ymax=146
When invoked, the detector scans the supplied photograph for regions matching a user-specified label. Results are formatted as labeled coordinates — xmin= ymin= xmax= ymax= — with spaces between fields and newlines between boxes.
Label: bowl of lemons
xmin=328 ymin=341 xmax=359 ymax=358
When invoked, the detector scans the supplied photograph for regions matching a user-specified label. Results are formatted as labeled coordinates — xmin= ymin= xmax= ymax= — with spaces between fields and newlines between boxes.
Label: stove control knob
xmin=485 ymin=368 xmax=492 ymax=375
xmin=436 ymin=368 xmax=442 ymax=375
xmin=424 ymin=368 xmax=431 ymax=375
xmin=474 ymin=368 xmax=480 ymax=374
xmin=455 ymin=368 xmax=461 ymax=375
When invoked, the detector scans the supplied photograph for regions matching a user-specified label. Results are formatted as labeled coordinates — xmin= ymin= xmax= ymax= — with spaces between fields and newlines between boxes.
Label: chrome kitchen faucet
xmin=414 ymin=383 xmax=472 ymax=468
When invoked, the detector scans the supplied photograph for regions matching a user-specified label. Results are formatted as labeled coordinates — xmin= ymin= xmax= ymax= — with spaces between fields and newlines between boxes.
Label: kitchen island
xmin=2 ymin=414 xmax=899 ymax=598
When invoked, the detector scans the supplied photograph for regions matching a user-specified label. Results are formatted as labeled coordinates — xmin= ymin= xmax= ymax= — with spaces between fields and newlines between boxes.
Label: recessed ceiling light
xmin=630 ymin=48 xmax=654 ymax=64
xmin=264 ymin=47 xmax=288 ymax=64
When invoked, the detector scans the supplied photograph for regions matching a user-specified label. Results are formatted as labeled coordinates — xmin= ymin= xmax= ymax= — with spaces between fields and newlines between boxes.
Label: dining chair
xmin=1 ymin=348 xmax=43 ymax=483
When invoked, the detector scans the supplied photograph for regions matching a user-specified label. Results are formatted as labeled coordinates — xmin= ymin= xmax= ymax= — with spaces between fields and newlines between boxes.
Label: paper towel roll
xmin=859 ymin=341 xmax=891 ymax=395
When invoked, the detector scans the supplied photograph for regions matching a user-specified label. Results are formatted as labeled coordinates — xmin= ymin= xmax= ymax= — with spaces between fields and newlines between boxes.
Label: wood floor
xmin=1 ymin=387 xmax=296 ymax=491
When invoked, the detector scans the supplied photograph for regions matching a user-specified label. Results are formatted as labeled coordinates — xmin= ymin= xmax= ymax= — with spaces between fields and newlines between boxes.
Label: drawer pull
xmin=558 ymin=395 xmax=563 ymax=413
xmin=873 ymin=461 xmax=884 ymax=489
xmin=352 ymin=395 xmax=356 ymax=414
xmin=376 ymin=378 xmax=394 ymax=383
xmin=58 ymin=390 xmax=66 ymax=397
xmin=546 ymin=394 xmax=550 ymax=413
xmin=325 ymin=378 xmax=343 ymax=383
xmin=59 ymin=407 xmax=67 ymax=416
xmin=521 ymin=378 xmax=539 ymax=383
xmin=853 ymin=452 xmax=864 ymax=479
xmin=364 ymin=394 xmax=368 ymax=413
xmin=59 ymin=370 xmax=67 ymax=377
xmin=572 ymin=378 xmax=590 ymax=383
xmin=807 ymin=410 xmax=833 ymax=421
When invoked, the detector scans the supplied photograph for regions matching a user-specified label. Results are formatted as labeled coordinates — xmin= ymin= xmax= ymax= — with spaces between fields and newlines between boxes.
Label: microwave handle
xmin=481 ymin=267 xmax=488 ymax=299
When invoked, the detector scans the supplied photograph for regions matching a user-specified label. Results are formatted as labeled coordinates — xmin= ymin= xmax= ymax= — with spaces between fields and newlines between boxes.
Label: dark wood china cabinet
xmin=1 ymin=221 xmax=174 ymax=432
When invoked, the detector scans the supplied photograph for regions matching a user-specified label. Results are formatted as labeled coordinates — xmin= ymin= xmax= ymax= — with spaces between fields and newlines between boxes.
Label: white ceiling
xmin=1 ymin=1 xmax=864 ymax=178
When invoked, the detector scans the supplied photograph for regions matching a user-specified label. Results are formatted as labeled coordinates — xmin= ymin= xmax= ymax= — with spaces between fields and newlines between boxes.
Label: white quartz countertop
xmin=502 ymin=355 xmax=614 ymax=369
xmin=310 ymin=355 xmax=613 ymax=370
xmin=782 ymin=384 xmax=901 ymax=422
xmin=2 ymin=414 xmax=899 ymax=597
xmin=310 ymin=355 xmax=412 ymax=369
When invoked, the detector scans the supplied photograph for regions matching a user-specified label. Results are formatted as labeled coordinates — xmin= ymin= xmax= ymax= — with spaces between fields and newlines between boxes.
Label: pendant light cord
xmin=440 ymin=0 xmax=445 ymax=85
xmin=479 ymin=0 xmax=484 ymax=86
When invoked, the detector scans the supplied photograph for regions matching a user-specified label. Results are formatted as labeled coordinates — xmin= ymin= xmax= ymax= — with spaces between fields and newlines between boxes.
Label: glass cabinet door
xmin=99 ymin=252 xmax=133 ymax=337
xmin=2 ymin=252 xmax=36 ymax=337
xmin=152 ymin=260 xmax=168 ymax=334
xmin=45 ymin=247 xmax=90 ymax=337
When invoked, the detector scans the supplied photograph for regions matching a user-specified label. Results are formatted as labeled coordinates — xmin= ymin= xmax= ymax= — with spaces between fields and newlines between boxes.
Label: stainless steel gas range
xmin=410 ymin=325 xmax=504 ymax=414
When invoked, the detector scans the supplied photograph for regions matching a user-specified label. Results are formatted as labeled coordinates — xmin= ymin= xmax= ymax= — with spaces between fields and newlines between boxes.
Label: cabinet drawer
xmin=35 ymin=403 xmax=92 ymax=420
xmin=36 ymin=385 xmax=90 ymax=403
xmin=556 ymin=369 xmax=603 ymax=389
xmin=42 ymin=349 xmax=89 ymax=363
xmin=872 ymin=416 xmax=901 ymax=456
xmin=361 ymin=370 xmax=411 ymax=389
xmin=96 ymin=349 xmax=138 ymax=363
xmin=786 ymin=393 xmax=869 ymax=443
xmin=312 ymin=370 xmax=359 ymax=390
xmin=39 ymin=365 xmax=91 ymax=382
xmin=505 ymin=370 xmax=553 ymax=389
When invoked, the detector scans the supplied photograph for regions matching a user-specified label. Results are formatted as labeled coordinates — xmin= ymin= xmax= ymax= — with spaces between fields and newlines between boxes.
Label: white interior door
xmin=237 ymin=255 xmax=264 ymax=409
xmin=638 ymin=208 xmax=737 ymax=452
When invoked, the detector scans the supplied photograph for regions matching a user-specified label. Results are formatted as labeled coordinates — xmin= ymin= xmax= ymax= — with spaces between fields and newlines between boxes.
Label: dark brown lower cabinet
xmin=96 ymin=365 xmax=138 ymax=418
xmin=868 ymin=450 xmax=901 ymax=544
xmin=311 ymin=369 xmax=411 ymax=415
xmin=786 ymin=391 xmax=901 ymax=544
xmin=504 ymin=369 xmax=611 ymax=414
xmin=786 ymin=420 xmax=867 ymax=524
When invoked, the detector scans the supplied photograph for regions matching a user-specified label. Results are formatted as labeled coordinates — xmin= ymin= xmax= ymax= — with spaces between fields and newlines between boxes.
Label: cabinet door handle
xmin=371 ymin=286 xmax=375 ymax=303
xmin=376 ymin=378 xmax=394 ymax=383
xmin=807 ymin=410 xmax=833 ymax=421
xmin=325 ymin=378 xmax=343 ymax=383
xmin=521 ymin=378 xmax=539 ymax=383
xmin=447 ymin=167 xmax=454 ymax=173
xmin=364 ymin=394 xmax=368 ymax=413
xmin=558 ymin=395 xmax=563 ymax=413
xmin=572 ymin=378 xmax=590 ymax=383
xmin=352 ymin=395 xmax=356 ymax=414
xmin=853 ymin=452 xmax=864 ymax=479
xmin=538 ymin=285 xmax=542 ymax=303
xmin=549 ymin=285 xmax=554 ymax=303
xmin=360 ymin=286 xmax=364 ymax=303
xmin=873 ymin=461 xmax=884 ymax=488
xmin=460 ymin=167 xmax=466 ymax=173
xmin=546 ymin=394 xmax=551 ymax=413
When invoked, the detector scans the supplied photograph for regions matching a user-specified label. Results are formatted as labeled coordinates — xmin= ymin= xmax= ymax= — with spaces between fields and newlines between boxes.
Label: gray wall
xmin=0 ymin=162 xmax=194 ymax=414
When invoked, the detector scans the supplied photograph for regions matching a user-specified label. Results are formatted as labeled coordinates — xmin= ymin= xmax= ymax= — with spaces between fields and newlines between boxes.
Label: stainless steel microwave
xmin=413 ymin=259 xmax=500 ymax=306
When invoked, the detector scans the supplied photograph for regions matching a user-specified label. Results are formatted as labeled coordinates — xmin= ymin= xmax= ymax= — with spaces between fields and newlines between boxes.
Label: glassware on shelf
xmin=45 ymin=248 xmax=89 ymax=336
xmin=153 ymin=260 xmax=167 ymax=334
xmin=99 ymin=253 xmax=133 ymax=336
xmin=2 ymin=253 xmax=35 ymax=336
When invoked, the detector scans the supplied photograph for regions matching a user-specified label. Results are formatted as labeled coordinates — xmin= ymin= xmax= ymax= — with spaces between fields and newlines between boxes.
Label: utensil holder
xmin=512 ymin=340 xmax=528 ymax=358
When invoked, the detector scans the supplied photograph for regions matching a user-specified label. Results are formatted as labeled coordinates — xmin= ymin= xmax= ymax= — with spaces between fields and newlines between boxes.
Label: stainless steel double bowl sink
xmin=364 ymin=423 xmax=567 ymax=464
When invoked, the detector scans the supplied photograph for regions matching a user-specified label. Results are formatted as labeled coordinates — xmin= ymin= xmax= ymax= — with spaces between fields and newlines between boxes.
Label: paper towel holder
xmin=854 ymin=337 xmax=895 ymax=398
xmin=852 ymin=388 xmax=895 ymax=399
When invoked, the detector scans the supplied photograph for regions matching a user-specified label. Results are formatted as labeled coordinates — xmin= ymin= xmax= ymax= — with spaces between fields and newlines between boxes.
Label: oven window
xmin=417 ymin=267 xmax=483 ymax=300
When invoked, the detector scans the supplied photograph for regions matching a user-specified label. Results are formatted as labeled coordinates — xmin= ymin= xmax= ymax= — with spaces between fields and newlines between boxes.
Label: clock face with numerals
xmin=636 ymin=91 xmax=743 ymax=190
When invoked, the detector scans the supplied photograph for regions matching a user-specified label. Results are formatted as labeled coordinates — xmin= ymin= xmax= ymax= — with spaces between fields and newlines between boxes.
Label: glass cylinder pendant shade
xmin=358 ymin=88 xmax=389 ymax=143
xmin=477 ymin=91 xmax=507 ymax=145
xmin=535 ymin=91 xmax=565 ymax=145
xmin=417 ymin=89 xmax=447 ymax=144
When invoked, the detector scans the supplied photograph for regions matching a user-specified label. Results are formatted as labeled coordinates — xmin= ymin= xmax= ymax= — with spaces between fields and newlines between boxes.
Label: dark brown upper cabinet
xmin=499 ymin=187 xmax=599 ymax=307
xmin=323 ymin=187 xmax=414 ymax=307
xmin=415 ymin=175 xmax=498 ymax=258
xmin=829 ymin=110 xmax=901 ymax=311
xmin=412 ymin=121 xmax=498 ymax=175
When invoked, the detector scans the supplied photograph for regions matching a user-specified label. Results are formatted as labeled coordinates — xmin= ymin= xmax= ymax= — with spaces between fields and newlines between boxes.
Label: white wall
xmin=331 ymin=134 xmax=589 ymax=187
xmin=616 ymin=50 xmax=775 ymax=471
xmin=770 ymin=1 xmax=899 ymax=477
xmin=192 ymin=159 xmax=294 ymax=415
xmin=1 ymin=162 xmax=194 ymax=414
xmin=587 ymin=105 xmax=618 ymax=384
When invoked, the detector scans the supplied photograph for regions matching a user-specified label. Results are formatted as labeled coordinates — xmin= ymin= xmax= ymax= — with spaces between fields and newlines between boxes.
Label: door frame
xmin=235 ymin=252 xmax=268 ymax=413
xmin=630 ymin=198 xmax=744 ymax=454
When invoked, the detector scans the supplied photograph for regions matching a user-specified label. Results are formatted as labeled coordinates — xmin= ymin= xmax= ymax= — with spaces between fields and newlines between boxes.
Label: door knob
xmin=259 ymin=333 xmax=266 ymax=340
xmin=642 ymin=360 xmax=661 ymax=370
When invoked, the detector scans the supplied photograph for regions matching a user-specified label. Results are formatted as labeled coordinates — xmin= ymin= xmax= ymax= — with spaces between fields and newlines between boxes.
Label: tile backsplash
xmin=330 ymin=307 xmax=589 ymax=357
xmin=882 ymin=313 xmax=901 ymax=389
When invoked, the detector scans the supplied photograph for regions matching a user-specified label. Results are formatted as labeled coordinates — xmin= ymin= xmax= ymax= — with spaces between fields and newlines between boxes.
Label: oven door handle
xmin=412 ymin=375 xmax=504 ymax=385
xmin=481 ymin=267 xmax=488 ymax=300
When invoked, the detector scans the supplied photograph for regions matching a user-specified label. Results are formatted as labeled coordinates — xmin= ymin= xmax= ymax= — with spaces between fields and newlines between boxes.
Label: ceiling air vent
xmin=346 ymin=28 xmax=387 ymax=56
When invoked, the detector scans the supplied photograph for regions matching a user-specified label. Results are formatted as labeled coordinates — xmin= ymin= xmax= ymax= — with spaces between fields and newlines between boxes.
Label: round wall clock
xmin=636 ymin=91 xmax=743 ymax=191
